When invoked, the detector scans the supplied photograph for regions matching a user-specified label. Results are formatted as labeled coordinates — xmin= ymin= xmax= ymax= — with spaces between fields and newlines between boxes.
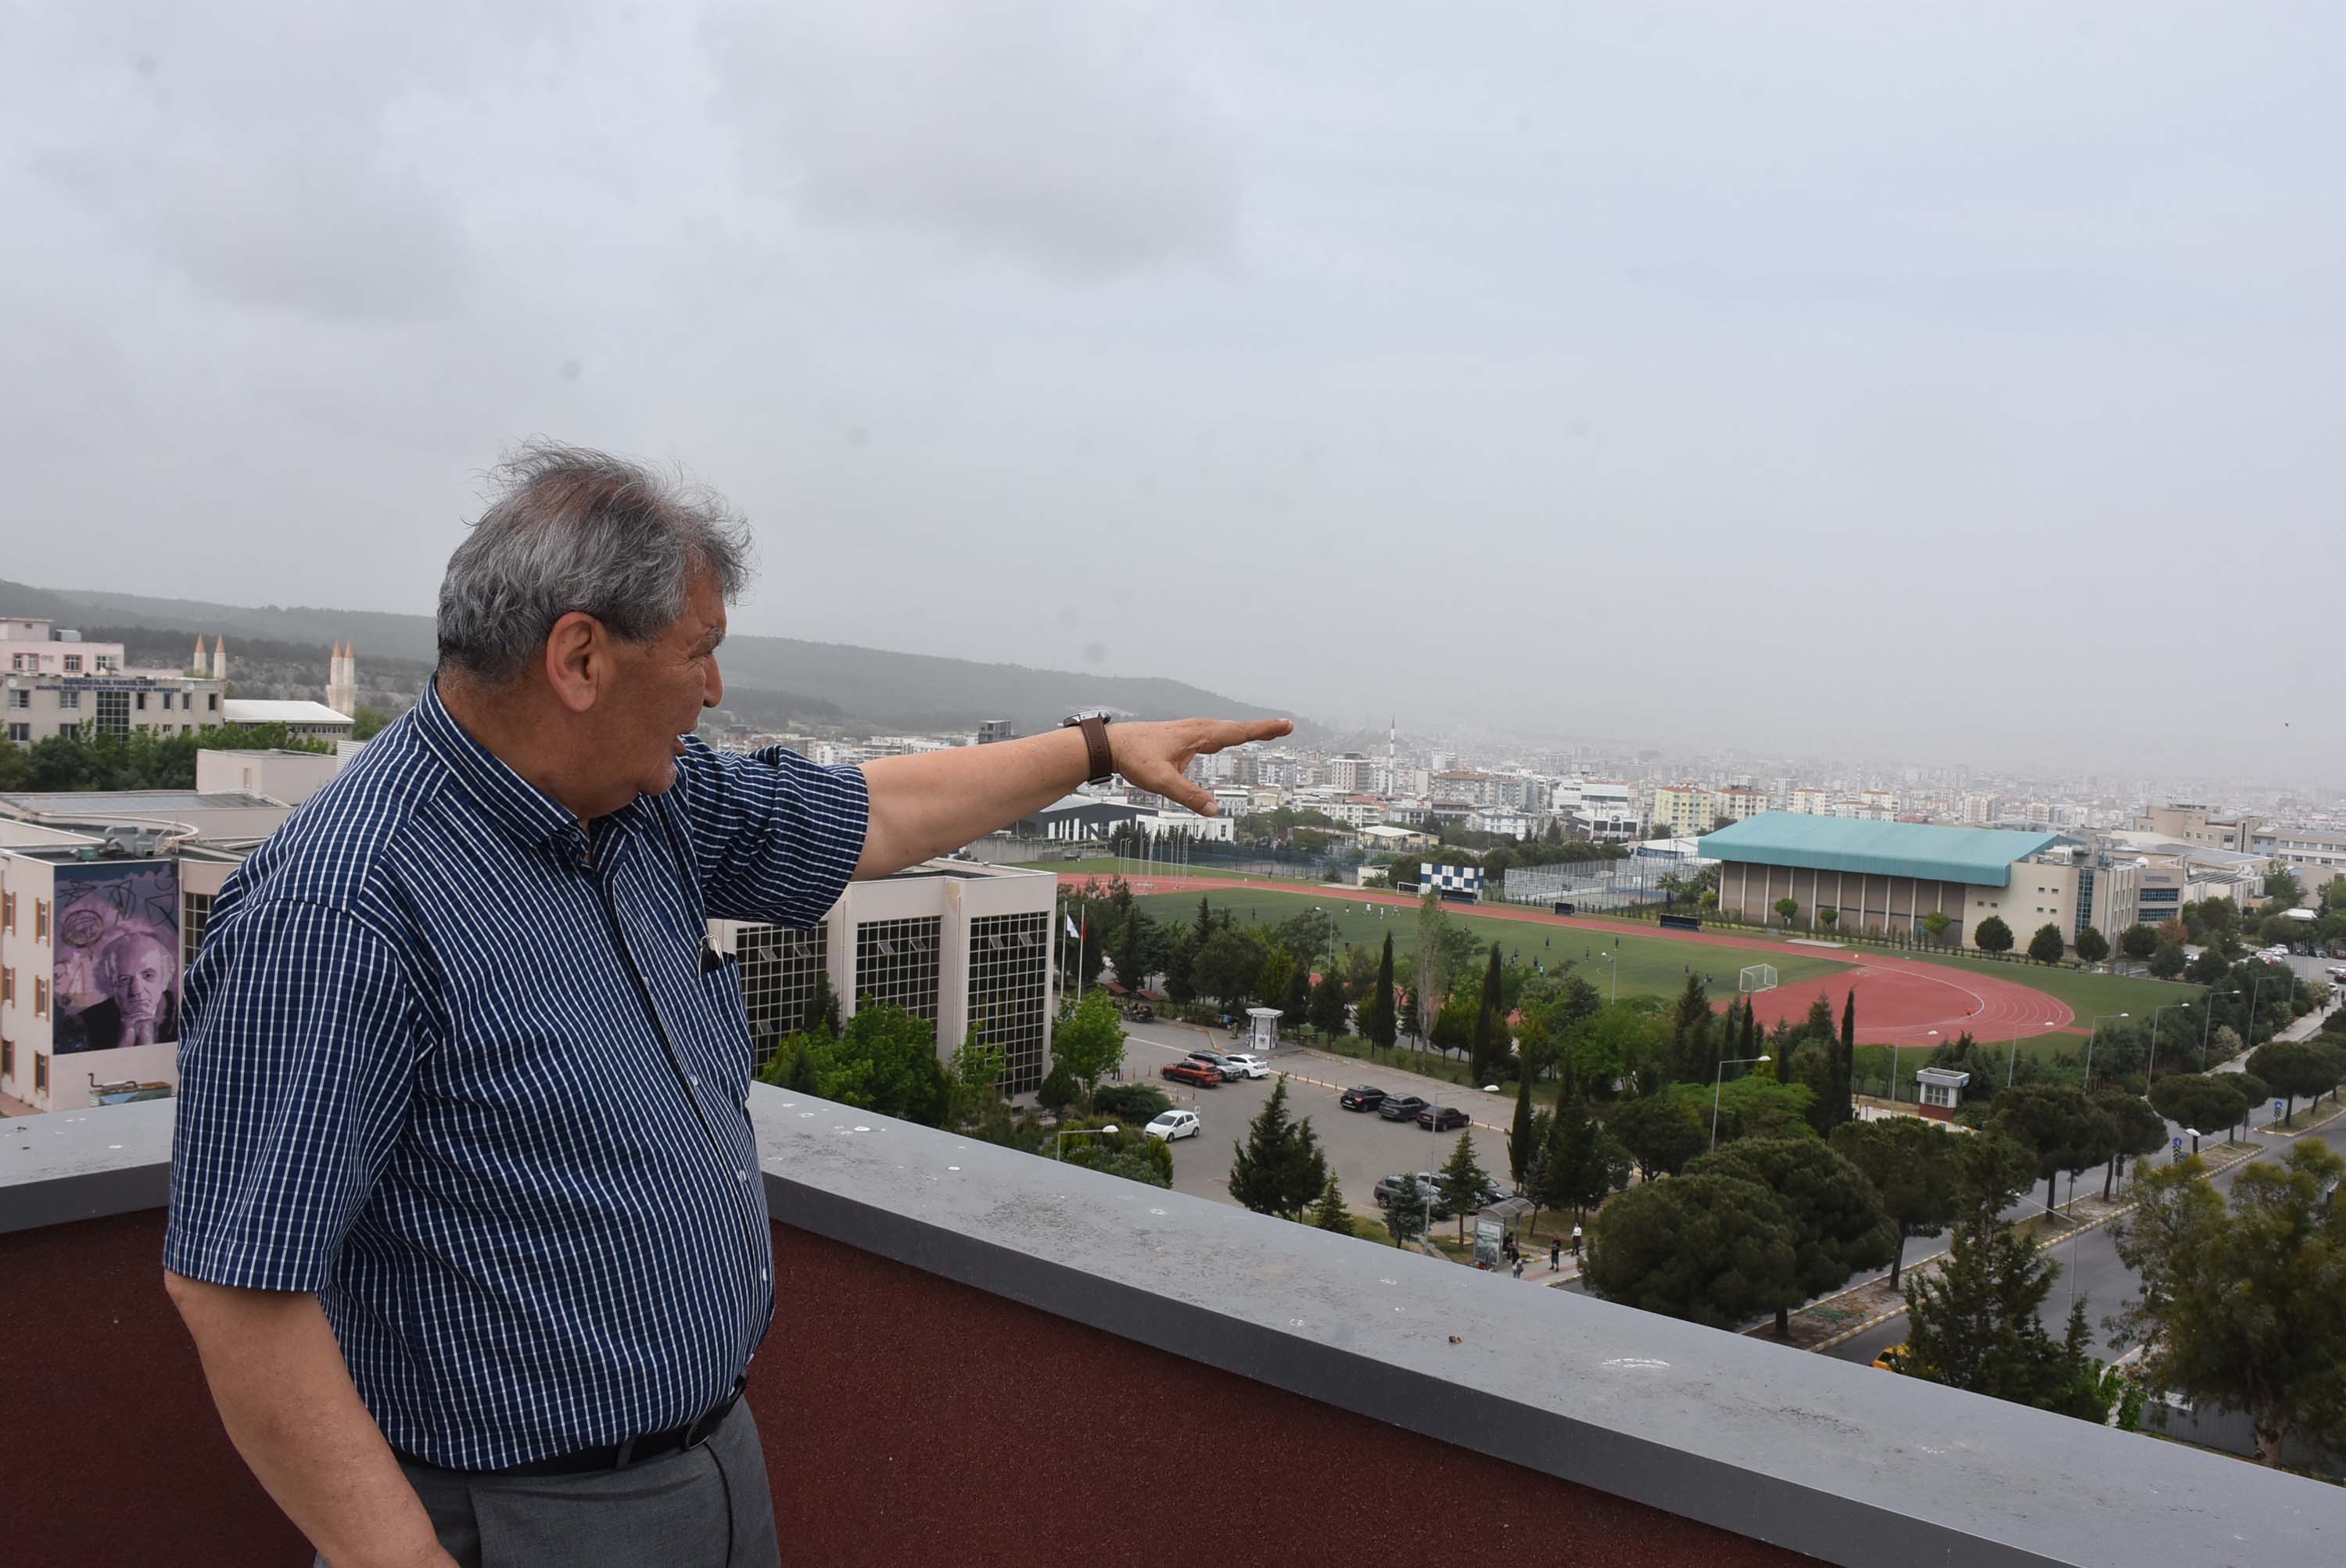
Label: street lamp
xmin=2008 ymin=1021 xmax=2058 ymax=1088
xmin=1598 ymin=950 xmax=1617 ymax=1003
xmin=1054 ymin=1124 xmax=1121 ymax=1161
xmin=1711 ymin=1054 xmax=1772 ymax=1150
xmin=2009 ymin=1179 xmax=2080 ymax=1321
xmin=2084 ymin=1013 xmax=2129 ymax=1089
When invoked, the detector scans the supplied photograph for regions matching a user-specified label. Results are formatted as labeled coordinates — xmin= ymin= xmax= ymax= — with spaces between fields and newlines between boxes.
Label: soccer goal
xmin=1738 ymin=963 xmax=1779 ymax=995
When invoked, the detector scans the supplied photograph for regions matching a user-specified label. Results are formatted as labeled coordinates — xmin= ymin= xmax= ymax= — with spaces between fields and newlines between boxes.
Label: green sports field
xmin=1120 ymin=884 xmax=1855 ymax=1002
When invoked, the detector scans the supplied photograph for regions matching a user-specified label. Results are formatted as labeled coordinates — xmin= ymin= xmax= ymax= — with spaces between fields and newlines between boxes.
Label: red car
xmin=1161 ymin=1060 xmax=1221 ymax=1089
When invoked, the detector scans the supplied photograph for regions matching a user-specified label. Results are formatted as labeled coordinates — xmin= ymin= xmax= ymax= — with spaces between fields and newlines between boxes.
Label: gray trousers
xmin=321 ymin=1400 xmax=779 ymax=1568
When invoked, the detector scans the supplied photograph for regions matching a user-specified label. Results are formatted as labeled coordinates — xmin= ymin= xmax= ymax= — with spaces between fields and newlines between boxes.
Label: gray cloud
xmin=700 ymin=0 xmax=1238 ymax=278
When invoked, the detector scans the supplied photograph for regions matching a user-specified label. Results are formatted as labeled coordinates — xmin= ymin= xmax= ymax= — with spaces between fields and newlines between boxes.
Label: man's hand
xmin=855 ymin=713 xmax=1293 ymax=880
xmin=1108 ymin=717 xmax=1293 ymax=814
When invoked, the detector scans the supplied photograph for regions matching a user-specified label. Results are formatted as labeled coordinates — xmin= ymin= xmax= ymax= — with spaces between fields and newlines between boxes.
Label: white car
xmin=1143 ymin=1111 xmax=1201 ymax=1142
xmin=1218 ymin=1053 xmax=1272 ymax=1079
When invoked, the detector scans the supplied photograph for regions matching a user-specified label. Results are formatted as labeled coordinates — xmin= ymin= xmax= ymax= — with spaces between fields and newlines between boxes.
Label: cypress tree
xmin=1507 ymin=1071 xmax=1536 ymax=1189
xmin=1472 ymin=942 xmax=1504 ymax=1083
xmin=1835 ymin=990 xmax=1858 ymax=1128
xmin=1365 ymin=932 xmax=1398 ymax=1055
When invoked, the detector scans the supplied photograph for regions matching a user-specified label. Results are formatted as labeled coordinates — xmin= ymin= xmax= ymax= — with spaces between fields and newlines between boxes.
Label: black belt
xmin=399 ymin=1377 xmax=748 ymax=1479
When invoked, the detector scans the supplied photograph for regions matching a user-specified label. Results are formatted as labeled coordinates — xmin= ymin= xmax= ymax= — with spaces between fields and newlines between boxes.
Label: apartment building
xmin=2 ymin=617 xmax=224 ymax=746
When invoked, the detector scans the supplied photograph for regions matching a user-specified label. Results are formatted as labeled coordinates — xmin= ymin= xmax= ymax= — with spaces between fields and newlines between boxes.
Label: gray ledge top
xmin=6 ymin=1089 xmax=2339 ymax=1566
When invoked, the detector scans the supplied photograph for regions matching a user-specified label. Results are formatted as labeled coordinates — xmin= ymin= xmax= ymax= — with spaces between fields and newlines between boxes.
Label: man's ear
xmin=541 ymin=612 xmax=607 ymax=715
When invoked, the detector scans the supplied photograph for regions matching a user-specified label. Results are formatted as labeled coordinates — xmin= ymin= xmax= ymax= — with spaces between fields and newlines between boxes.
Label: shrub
xmin=1091 ymin=1082 xmax=1174 ymax=1123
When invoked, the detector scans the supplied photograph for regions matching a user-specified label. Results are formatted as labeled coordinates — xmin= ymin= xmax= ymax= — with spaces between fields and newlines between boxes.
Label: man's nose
xmin=703 ymin=655 xmax=723 ymax=708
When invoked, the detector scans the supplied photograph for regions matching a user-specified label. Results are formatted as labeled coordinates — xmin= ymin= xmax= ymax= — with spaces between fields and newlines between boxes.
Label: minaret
xmin=192 ymin=634 xmax=207 ymax=675
xmin=210 ymin=637 xmax=227 ymax=680
xmin=327 ymin=641 xmax=357 ymax=716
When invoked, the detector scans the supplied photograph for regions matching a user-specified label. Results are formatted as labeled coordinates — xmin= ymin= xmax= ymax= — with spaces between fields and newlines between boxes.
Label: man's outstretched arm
xmin=854 ymin=716 xmax=1292 ymax=880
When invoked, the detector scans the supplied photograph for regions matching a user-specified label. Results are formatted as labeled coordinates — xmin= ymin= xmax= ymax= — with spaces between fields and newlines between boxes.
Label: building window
xmin=734 ymin=921 xmax=828 ymax=1074
xmin=853 ymin=917 xmax=942 ymax=1025
xmin=33 ymin=977 xmax=48 ymax=1018
xmin=1 ymin=967 xmax=12 ymax=1004
xmin=5 ymin=689 xmax=24 ymax=709
xmin=34 ymin=1052 xmax=47 ymax=1095
xmin=9 ymin=653 xmax=31 ymax=673
xmin=56 ymin=689 xmax=79 ymax=711
xmin=1 ymin=1035 xmax=11 ymax=1078
xmin=95 ymin=655 xmax=117 ymax=673
xmin=208 ymin=693 xmax=218 ymax=712
xmin=8 ymin=723 xmax=27 ymax=742
xmin=34 ymin=899 xmax=48 ymax=942
xmin=968 ymin=911 xmax=1051 ymax=1097
xmin=0 ymin=892 xmax=11 ymax=934
xmin=95 ymin=689 xmax=131 ymax=739
xmin=182 ymin=892 xmax=216 ymax=977
xmin=135 ymin=691 xmax=147 ymax=711
xmin=62 ymin=655 xmax=82 ymax=673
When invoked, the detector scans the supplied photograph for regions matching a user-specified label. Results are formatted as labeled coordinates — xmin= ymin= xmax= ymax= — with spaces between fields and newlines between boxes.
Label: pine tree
xmin=1194 ymin=895 xmax=1214 ymax=949
xmin=1537 ymin=1095 xmax=1615 ymax=1224
xmin=1308 ymin=967 xmax=1350 ymax=1036
xmin=1507 ymin=1071 xmax=1536 ymax=1190
xmin=785 ymin=1040 xmax=818 ymax=1093
xmin=1364 ymin=932 xmax=1398 ymax=1055
xmin=1310 ymin=1172 xmax=1356 ymax=1235
xmin=1832 ymin=990 xmax=1857 ymax=1130
xmin=1229 ymin=1078 xmax=1329 ymax=1220
xmin=805 ymin=968 xmax=840 ymax=1038
xmin=1471 ymin=942 xmax=1504 ymax=1083
xmin=1437 ymin=1130 xmax=1490 ymax=1243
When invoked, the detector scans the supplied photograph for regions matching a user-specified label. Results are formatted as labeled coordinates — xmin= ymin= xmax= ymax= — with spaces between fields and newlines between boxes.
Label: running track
xmin=1056 ymin=870 xmax=2082 ymax=1049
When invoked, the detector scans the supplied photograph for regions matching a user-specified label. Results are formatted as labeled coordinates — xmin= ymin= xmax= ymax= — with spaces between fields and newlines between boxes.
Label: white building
xmin=196 ymin=748 xmax=344 ymax=806
xmin=2 ymin=617 xmax=224 ymax=747
xmin=221 ymin=699 xmax=353 ymax=741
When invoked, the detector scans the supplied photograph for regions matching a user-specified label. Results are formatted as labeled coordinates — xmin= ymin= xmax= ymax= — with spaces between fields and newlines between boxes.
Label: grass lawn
xmin=1122 ymin=884 xmax=1853 ymax=1005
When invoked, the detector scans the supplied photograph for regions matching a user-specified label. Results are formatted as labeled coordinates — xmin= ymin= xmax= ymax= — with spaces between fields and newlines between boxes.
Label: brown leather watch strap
xmin=1074 ymin=716 xmax=1114 ymax=784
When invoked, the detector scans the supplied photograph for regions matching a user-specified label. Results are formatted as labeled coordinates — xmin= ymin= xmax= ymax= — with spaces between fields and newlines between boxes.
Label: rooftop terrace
xmin=5 ymin=1089 xmax=2339 ymax=1566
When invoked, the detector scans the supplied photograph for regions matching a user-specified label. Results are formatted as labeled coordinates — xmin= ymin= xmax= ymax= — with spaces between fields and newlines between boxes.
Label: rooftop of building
xmin=3 ymin=1086 xmax=2337 ymax=1566
xmin=217 ymin=698 xmax=352 ymax=723
xmin=0 ymin=788 xmax=288 ymax=819
xmin=1700 ymin=812 xmax=2068 ymax=887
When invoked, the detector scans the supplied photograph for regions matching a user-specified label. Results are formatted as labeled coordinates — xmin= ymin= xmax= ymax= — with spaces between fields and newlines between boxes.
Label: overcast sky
xmin=6 ymin=2 xmax=2341 ymax=777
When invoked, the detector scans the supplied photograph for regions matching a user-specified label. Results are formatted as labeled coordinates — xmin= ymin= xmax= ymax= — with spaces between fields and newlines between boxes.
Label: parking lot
xmin=1111 ymin=1020 xmax=1519 ymax=1222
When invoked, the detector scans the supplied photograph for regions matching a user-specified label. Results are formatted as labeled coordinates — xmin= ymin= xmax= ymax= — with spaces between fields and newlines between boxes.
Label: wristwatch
xmin=1060 ymin=712 xmax=1115 ymax=784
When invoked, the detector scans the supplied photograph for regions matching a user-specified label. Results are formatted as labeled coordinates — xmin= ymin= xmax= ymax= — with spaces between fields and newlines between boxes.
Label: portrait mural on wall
xmin=52 ymin=860 xmax=181 ymax=1055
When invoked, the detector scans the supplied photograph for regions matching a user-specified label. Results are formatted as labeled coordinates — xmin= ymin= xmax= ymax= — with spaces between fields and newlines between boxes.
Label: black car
xmin=1376 ymin=1094 xmax=1429 ymax=1122
xmin=1372 ymin=1174 xmax=1451 ymax=1219
xmin=1340 ymin=1085 xmax=1388 ymax=1112
xmin=1416 ymin=1104 xmax=1471 ymax=1132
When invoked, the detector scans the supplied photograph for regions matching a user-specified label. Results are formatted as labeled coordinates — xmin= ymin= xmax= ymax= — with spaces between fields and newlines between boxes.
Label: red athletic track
xmin=1055 ymin=870 xmax=2082 ymax=1048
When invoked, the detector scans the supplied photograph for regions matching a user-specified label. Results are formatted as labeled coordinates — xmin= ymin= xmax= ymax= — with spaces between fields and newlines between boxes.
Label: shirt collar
xmin=412 ymin=677 xmax=595 ymax=850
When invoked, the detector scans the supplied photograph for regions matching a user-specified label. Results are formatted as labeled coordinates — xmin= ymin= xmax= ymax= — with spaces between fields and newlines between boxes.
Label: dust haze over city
xmin=5 ymin=1 xmax=2341 ymax=785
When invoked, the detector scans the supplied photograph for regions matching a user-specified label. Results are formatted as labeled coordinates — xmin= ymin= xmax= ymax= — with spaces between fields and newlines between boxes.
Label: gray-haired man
xmin=161 ymin=443 xmax=1290 ymax=1567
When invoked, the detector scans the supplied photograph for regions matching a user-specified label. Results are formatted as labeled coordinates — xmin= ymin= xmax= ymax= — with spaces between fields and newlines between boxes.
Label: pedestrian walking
xmin=1572 ymin=1225 xmax=1584 ymax=1258
xmin=1512 ymin=1257 xmax=1525 ymax=1280
xmin=1550 ymin=1239 xmax=1562 ymax=1272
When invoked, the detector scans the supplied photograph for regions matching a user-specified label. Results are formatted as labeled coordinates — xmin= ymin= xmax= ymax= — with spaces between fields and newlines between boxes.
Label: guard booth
xmin=1914 ymin=1067 xmax=1971 ymax=1121
xmin=1244 ymin=1006 xmax=1283 ymax=1053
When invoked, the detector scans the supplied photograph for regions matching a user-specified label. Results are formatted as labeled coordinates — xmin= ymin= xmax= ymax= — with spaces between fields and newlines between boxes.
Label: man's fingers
xmin=1193 ymin=716 xmax=1292 ymax=754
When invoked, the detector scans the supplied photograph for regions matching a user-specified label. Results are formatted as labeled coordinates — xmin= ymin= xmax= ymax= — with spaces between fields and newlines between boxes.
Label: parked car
xmin=1143 ymin=1110 xmax=1200 ymax=1142
xmin=1377 ymin=1093 xmax=1430 ymax=1122
xmin=1219 ymin=1053 xmax=1272 ymax=1080
xmin=1416 ymin=1104 xmax=1471 ymax=1132
xmin=1372 ymin=1173 xmax=1451 ymax=1219
xmin=1340 ymin=1085 xmax=1389 ymax=1112
xmin=1186 ymin=1050 xmax=1245 ymax=1082
xmin=1161 ymin=1060 xmax=1221 ymax=1089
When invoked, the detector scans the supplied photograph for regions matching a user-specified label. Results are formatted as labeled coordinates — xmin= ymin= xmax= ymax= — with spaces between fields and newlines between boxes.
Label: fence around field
xmin=1501 ymin=856 xmax=1695 ymax=911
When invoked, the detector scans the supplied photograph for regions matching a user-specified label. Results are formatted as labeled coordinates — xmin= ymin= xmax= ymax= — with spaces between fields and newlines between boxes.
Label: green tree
xmin=1688 ymin=1137 xmax=1893 ymax=1338
xmin=1922 ymin=910 xmax=1952 ymax=949
xmin=2147 ymin=1074 xmax=2250 ymax=1155
xmin=1773 ymin=896 xmax=1799 ymax=928
xmin=1506 ymin=1072 xmax=1537 ymax=1189
xmin=1584 ymin=1173 xmax=1802 ymax=1333
xmin=2184 ymin=944 xmax=2231 ymax=985
xmin=1566 ymin=1001 xmax=1666 ymax=1100
xmin=1429 ymin=998 xmax=1475 ymax=1062
xmin=1362 ymin=932 xmax=1398 ymax=1054
xmin=802 ymin=967 xmax=840 ymax=1038
xmin=2072 ymin=926 xmax=2110 ymax=967
xmin=1817 ymin=906 xmax=1838 ymax=931
xmin=1049 ymin=988 xmax=1127 ymax=1103
xmin=1257 ymin=948 xmax=1297 ymax=1014
xmin=1310 ymin=1172 xmax=1357 ymax=1235
xmin=1829 ymin=1118 xmax=1975 ymax=1288
xmin=1162 ymin=928 xmax=1200 ymax=1006
xmin=2096 ymin=1089 xmax=2169 ymax=1200
xmin=1397 ymin=986 xmax=1421 ymax=1046
xmin=1536 ymin=1095 xmax=1624 ymax=1223
xmin=1037 ymin=1060 xmax=1079 ymax=1118
xmin=2110 ymin=1141 xmax=2346 ymax=1466
xmin=1607 ymin=1093 xmax=1706 ymax=1182
xmin=1228 ymin=1078 xmax=1329 ymax=1221
xmin=802 ymin=999 xmax=952 ymax=1125
xmin=1107 ymin=906 xmax=1164 ymax=996
xmin=1191 ymin=927 xmax=1267 ymax=1010
xmin=1437 ymin=1130 xmax=1491 ymax=1242
xmin=1670 ymin=1075 xmax=1819 ymax=1146
xmin=1090 ymin=1081 xmax=1172 ymax=1125
xmin=1414 ymin=887 xmax=1451 ymax=1020
xmin=2148 ymin=943 xmax=2187 ymax=981
xmin=350 ymin=704 xmax=394 ymax=741
xmin=1308 ymin=967 xmax=1350 ymax=1036
xmin=1974 ymin=916 xmax=2014 ymax=955
xmin=2027 ymin=923 xmax=2066 ymax=965
xmin=1383 ymin=1183 xmax=1429 ymax=1247
xmin=1470 ymin=942 xmax=1505 ymax=1082
xmin=2261 ymin=863 xmax=2305 ymax=911
xmin=1903 ymin=1138 xmax=2111 ymax=1423
xmin=1827 ymin=990 xmax=1858 ymax=1135
xmin=1992 ymin=1085 xmax=2117 ymax=1217
xmin=2118 ymin=923 xmax=2159 ymax=966
xmin=2246 ymin=1040 xmax=2337 ymax=1122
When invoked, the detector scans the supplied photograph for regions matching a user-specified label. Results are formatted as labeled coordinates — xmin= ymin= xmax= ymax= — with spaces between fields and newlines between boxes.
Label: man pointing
xmin=162 ymin=443 xmax=1290 ymax=1568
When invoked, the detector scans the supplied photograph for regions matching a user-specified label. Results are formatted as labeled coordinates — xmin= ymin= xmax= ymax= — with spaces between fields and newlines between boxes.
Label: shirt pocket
xmin=696 ymin=950 xmax=755 ymax=1083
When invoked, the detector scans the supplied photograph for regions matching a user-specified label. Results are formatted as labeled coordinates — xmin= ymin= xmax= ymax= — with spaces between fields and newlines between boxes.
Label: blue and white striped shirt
xmin=163 ymin=680 xmax=869 ymax=1469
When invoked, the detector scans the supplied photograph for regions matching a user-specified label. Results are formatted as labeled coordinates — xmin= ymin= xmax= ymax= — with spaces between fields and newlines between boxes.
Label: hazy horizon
xmin=7 ymin=3 xmax=2340 ymax=778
